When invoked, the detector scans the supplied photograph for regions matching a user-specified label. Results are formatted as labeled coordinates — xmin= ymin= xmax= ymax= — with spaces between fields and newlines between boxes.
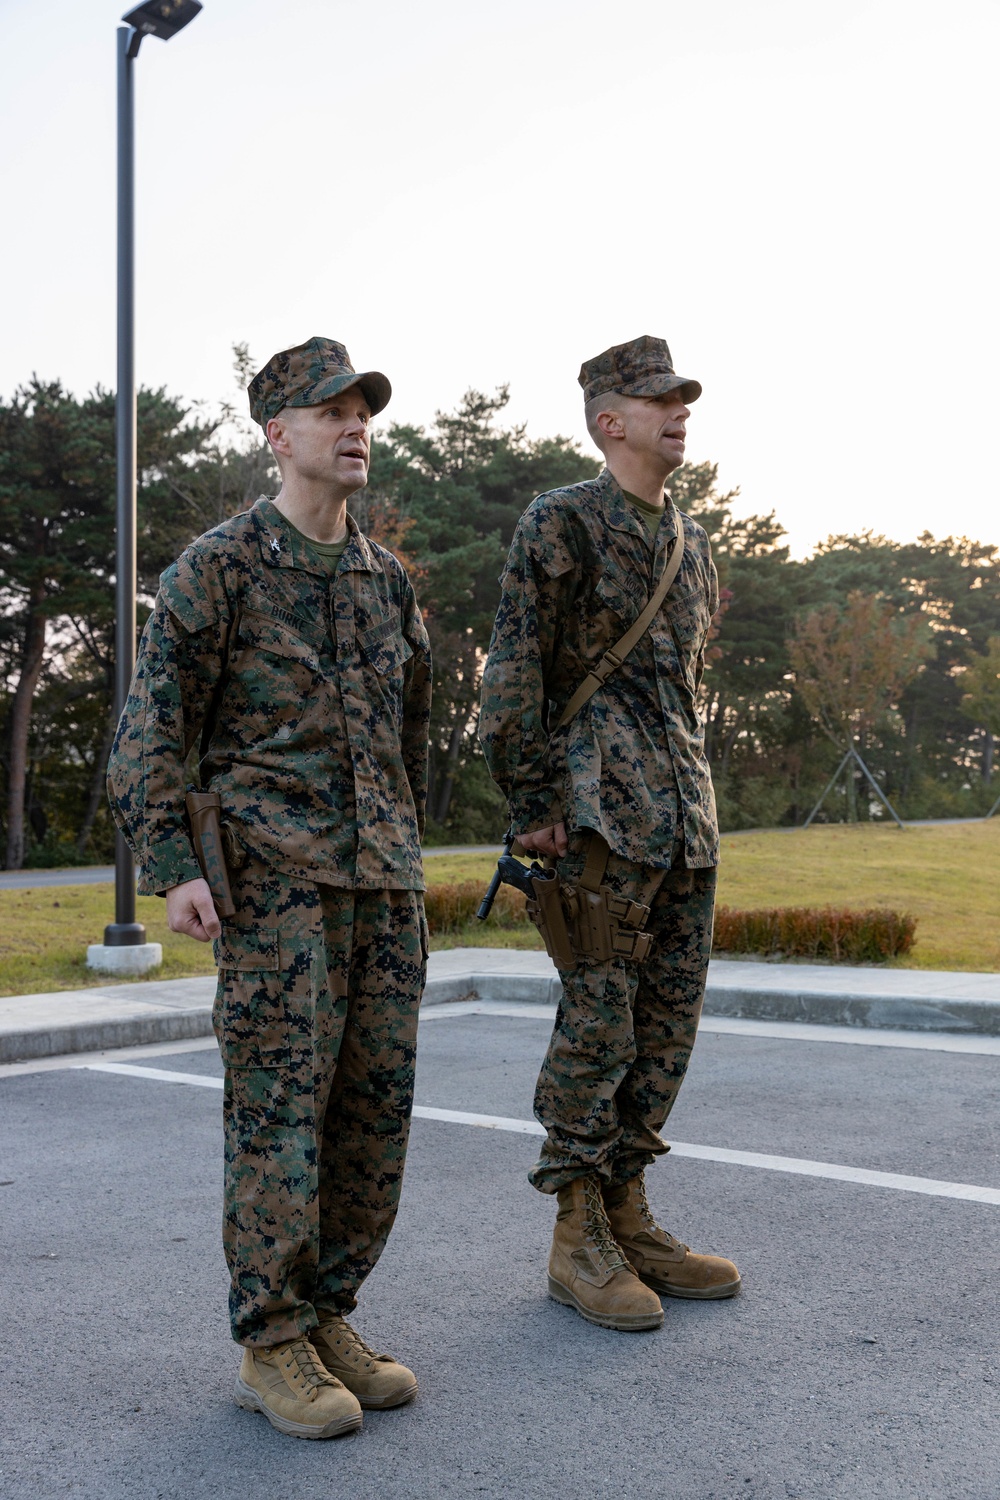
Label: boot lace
xmin=632 ymin=1175 xmax=682 ymax=1250
xmin=633 ymin=1175 xmax=660 ymax=1232
xmin=582 ymin=1176 xmax=629 ymax=1274
xmin=280 ymin=1337 xmax=340 ymax=1392
xmin=319 ymin=1314 xmax=383 ymax=1367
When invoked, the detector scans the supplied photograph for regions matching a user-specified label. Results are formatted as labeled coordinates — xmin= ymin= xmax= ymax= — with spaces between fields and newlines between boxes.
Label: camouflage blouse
xmin=107 ymin=498 xmax=431 ymax=893
xmin=479 ymin=469 xmax=719 ymax=870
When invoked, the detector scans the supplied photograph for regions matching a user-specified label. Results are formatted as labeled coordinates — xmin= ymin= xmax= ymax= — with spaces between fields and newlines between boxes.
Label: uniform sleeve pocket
xmin=537 ymin=536 xmax=575 ymax=580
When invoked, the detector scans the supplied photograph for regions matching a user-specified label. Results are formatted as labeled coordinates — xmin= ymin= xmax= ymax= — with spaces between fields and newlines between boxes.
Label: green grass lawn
xmin=2 ymin=820 xmax=997 ymax=995
xmin=716 ymin=820 xmax=1000 ymax=971
xmin=0 ymin=886 xmax=220 ymax=997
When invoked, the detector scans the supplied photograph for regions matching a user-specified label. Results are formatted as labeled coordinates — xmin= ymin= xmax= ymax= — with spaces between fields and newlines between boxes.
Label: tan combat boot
xmin=604 ymin=1175 xmax=742 ymax=1299
xmin=312 ymin=1314 xmax=418 ymax=1409
xmin=234 ymin=1335 xmax=363 ymax=1439
xmin=548 ymin=1173 xmax=664 ymax=1331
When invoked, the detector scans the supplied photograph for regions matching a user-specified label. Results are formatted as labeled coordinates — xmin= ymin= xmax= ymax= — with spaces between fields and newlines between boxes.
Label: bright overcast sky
xmin=2 ymin=0 xmax=998 ymax=557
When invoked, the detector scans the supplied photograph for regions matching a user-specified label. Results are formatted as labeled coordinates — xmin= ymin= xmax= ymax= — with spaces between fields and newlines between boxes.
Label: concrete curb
xmin=0 ymin=1006 xmax=214 ymax=1064
xmin=2 ymin=958 xmax=999 ymax=1065
xmin=463 ymin=973 xmax=1000 ymax=1036
xmin=700 ymin=987 xmax=1000 ymax=1036
xmin=0 ymin=974 xmax=480 ymax=1066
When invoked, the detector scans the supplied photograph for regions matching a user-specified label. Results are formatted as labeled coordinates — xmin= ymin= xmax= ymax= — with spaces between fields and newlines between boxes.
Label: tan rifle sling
xmin=554 ymin=520 xmax=686 ymax=733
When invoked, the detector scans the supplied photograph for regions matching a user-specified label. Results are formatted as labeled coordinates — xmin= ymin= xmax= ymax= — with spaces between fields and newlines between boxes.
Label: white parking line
xmin=665 ymin=1141 xmax=1000 ymax=1205
xmin=78 ymin=1061 xmax=1000 ymax=1207
xmin=420 ymin=1001 xmax=556 ymax=1022
xmin=78 ymin=1061 xmax=222 ymax=1087
xmin=413 ymin=1104 xmax=543 ymax=1135
xmin=419 ymin=1000 xmax=1000 ymax=1055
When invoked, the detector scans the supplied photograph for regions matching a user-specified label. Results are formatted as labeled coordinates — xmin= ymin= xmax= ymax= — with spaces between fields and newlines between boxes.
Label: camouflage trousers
xmin=213 ymin=858 xmax=427 ymax=1347
xmin=530 ymin=833 xmax=716 ymax=1195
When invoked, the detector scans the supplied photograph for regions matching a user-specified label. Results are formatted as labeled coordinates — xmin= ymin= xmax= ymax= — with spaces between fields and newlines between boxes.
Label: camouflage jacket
xmin=107 ymin=497 xmax=431 ymax=893
xmin=479 ymin=468 xmax=719 ymax=869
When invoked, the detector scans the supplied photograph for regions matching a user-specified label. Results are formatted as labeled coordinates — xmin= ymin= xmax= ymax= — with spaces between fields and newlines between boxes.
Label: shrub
xmin=428 ymin=882 xmax=917 ymax=963
xmin=713 ymin=905 xmax=916 ymax=963
xmin=424 ymin=880 xmax=530 ymax=934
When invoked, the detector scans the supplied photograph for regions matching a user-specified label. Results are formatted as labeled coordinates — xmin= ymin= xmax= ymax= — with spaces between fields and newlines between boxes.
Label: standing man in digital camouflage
xmin=108 ymin=338 xmax=432 ymax=1437
xmin=480 ymin=335 xmax=740 ymax=1332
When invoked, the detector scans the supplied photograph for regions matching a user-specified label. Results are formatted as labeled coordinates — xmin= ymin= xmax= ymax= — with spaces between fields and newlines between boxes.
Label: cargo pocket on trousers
xmin=213 ymin=927 xmax=290 ymax=1068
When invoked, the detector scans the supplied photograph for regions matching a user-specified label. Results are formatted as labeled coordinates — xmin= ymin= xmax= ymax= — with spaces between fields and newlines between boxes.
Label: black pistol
xmin=475 ymin=833 xmax=576 ymax=970
xmin=476 ymin=830 xmax=516 ymax=921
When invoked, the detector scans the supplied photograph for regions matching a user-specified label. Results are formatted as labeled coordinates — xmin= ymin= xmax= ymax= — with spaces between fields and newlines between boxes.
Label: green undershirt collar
xmin=281 ymin=514 xmax=349 ymax=569
xmin=622 ymin=488 xmax=667 ymax=528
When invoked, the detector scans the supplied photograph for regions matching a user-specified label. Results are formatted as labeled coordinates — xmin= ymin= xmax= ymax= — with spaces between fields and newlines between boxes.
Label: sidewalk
xmin=2 ymin=948 xmax=998 ymax=1064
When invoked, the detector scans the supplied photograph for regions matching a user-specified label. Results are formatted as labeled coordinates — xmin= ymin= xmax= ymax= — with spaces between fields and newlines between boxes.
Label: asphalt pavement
xmin=2 ymin=996 xmax=999 ymax=1499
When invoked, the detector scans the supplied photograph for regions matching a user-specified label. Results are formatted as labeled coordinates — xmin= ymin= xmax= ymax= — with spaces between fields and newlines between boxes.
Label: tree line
xmin=1 ymin=358 xmax=998 ymax=868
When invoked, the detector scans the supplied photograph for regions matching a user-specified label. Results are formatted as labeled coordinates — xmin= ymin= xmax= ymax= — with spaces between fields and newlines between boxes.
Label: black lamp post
xmin=104 ymin=0 xmax=202 ymax=951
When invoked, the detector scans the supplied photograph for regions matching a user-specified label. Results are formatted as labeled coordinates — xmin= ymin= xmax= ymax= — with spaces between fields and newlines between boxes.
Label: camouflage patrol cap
xmin=248 ymin=336 xmax=392 ymax=428
xmin=579 ymin=335 xmax=701 ymax=405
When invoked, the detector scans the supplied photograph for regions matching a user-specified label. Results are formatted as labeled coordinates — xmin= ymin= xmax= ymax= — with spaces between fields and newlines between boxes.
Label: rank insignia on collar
xmin=268 ymin=536 xmax=281 ymax=557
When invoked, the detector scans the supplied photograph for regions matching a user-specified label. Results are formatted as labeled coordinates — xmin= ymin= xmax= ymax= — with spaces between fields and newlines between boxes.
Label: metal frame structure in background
xmin=105 ymin=2 xmax=202 ymax=948
xmin=803 ymin=745 xmax=906 ymax=830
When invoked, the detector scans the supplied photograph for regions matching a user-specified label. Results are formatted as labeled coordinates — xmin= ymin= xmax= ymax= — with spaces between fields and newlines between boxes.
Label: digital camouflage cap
xmin=579 ymin=335 xmax=701 ymax=405
xmin=248 ymin=336 xmax=392 ymax=428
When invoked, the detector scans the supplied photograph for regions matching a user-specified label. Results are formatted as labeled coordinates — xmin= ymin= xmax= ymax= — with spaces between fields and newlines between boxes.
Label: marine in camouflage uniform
xmin=107 ymin=338 xmax=431 ymax=1437
xmin=479 ymin=336 xmax=741 ymax=1332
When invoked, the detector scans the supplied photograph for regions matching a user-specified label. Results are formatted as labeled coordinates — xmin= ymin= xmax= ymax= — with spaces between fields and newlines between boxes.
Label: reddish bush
xmin=713 ymin=905 xmax=916 ymax=962
xmin=426 ymin=881 xmax=917 ymax=964
xmin=424 ymin=880 xmax=529 ymax=934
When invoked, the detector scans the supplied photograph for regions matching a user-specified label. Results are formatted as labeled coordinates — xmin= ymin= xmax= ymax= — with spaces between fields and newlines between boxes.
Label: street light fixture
xmin=89 ymin=0 xmax=203 ymax=973
xmin=122 ymin=2 xmax=203 ymax=48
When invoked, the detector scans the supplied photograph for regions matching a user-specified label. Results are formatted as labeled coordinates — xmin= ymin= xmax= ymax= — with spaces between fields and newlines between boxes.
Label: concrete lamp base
xmin=86 ymin=943 xmax=163 ymax=976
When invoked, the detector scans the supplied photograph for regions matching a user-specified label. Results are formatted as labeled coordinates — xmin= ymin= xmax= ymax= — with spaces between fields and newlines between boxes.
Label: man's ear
xmin=596 ymin=408 xmax=625 ymax=443
xmin=266 ymin=412 xmax=292 ymax=457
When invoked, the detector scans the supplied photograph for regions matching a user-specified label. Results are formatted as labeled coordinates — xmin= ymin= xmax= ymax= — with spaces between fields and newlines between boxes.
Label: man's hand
xmin=165 ymin=877 xmax=222 ymax=943
xmin=517 ymin=822 xmax=569 ymax=860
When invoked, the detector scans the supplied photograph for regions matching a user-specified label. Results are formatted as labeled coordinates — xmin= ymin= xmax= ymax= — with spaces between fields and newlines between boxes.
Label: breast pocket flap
xmin=359 ymin=623 xmax=412 ymax=678
xmin=667 ymin=588 xmax=711 ymax=645
xmin=238 ymin=611 xmax=322 ymax=668
xmin=594 ymin=572 xmax=642 ymax=624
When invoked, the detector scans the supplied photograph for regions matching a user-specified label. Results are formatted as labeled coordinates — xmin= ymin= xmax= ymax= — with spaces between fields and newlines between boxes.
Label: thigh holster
xmin=560 ymin=835 xmax=653 ymax=965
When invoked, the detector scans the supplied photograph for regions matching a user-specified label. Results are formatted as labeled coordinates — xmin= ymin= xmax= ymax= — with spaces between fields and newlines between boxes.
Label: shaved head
xmin=584 ymin=392 xmax=629 ymax=452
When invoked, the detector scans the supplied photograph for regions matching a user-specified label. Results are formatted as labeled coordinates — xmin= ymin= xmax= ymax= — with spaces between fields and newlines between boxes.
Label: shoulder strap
xmin=555 ymin=521 xmax=686 ymax=732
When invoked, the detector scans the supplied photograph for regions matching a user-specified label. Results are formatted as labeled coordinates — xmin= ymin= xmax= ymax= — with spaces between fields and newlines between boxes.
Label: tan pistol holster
xmin=560 ymin=834 xmax=653 ymax=964
xmin=185 ymin=790 xmax=237 ymax=919
xmin=523 ymin=866 xmax=577 ymax=970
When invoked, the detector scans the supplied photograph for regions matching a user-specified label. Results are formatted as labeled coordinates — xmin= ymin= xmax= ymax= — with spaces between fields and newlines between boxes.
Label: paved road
xmin=2 ymin=1003 xmax=999 ymax=1498
xmin=0 ymin=847 xmax=499 ymax=890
